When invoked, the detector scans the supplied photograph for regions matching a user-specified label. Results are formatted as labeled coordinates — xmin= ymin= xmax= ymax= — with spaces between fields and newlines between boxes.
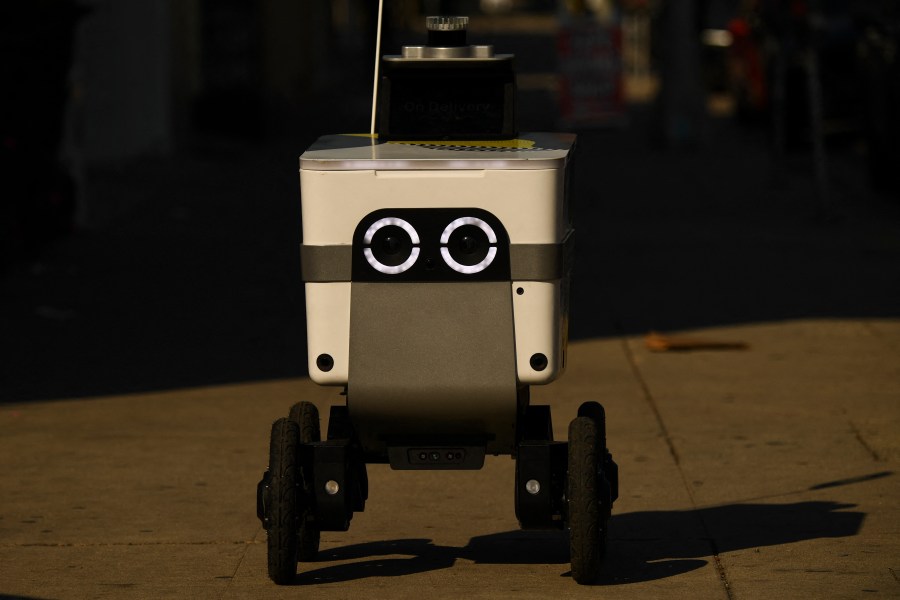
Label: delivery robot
xmin=256 ymin=16 xmax=618 ymax=585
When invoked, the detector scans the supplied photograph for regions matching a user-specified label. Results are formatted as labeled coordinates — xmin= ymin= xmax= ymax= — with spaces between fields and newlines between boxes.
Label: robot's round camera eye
xmin=381 ymin=234 xmax=403 ymax=255
xmin=440 ymin=216 xmax=498 ymax=274
xmin=458 ymin=233 xmax=480 ymax=254
xmin=363 ymin=217 xmax=420 ymax=274
xmin=371 ymin=226 xmax=412 ymax=266
xmin=448 ymin=226 xmax=489 ymax=265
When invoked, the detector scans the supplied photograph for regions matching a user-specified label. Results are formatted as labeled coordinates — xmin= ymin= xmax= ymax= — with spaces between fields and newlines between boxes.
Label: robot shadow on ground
xmin=291 ymin=498 xmax=868 ymax=586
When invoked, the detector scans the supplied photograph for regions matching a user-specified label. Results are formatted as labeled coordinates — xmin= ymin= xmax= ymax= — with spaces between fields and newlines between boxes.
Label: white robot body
xmin=300 ymin=134 xmax=574 ymax=390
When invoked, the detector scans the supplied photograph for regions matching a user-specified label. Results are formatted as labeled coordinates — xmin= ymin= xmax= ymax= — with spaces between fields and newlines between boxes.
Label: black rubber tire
xmin=568 ymin=416 xmax=604 ymax=584
xmin=578 ymin=401 xmax=617 ymax=504
xmin=289 ymin=401 xmax=321 ymax=444
xmin=266 ymin=418 xmax=300 ymax=584
xmin=577 ymin=401 xmax=606 ymax=454
xmin=288 ymin=402 xmax=321 ymax=561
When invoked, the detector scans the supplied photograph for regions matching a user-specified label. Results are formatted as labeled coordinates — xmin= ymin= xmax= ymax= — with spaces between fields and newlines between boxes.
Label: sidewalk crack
xmin=620 ymin=336 xmax=680 ymax=466
xmin=843 ymin=410 xmax=884 ymax=462
xmin=620 ymin=335 xmax=734 ymax=600
xmin=221 ymin=528 xmax=261 ymax=597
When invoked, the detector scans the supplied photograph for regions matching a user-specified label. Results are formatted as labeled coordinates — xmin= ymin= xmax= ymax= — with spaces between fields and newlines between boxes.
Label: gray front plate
xmin=348 ymin=281 xmax=518 ymax=458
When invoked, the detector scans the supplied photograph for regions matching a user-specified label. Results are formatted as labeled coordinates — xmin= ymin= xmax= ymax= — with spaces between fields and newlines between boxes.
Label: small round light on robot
xmin=316 ymin=354 xmax=334 ymax=372
xmin=525 ymin=479 xmax=541 ymax=495
xmin=324 ymin=480 xmax=340 ymax=495
xmin=530 ymin=353 xmax=548 ymax=371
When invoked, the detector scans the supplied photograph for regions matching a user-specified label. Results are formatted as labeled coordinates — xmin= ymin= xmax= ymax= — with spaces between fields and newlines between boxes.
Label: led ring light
xmin=440 ymin=216 xmax=498 ymax=274
xmin=363 ymin=217 xmax=420 ymax=274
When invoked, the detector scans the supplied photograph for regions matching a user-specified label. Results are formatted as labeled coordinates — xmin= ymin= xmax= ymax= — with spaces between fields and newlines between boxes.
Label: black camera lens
xmin=440 ymin=216 xmax=498 ymax=274
xmin=448 ymin=225 xmax=489 ymax=266
xmin=363 ymin=217 xmax=420 ymax=274
xmin=371 ymin=225 xmax=412 ymax=267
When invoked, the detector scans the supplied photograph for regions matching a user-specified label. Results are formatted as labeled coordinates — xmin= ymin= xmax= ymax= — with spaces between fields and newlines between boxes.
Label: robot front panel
xmin=301 ymin=165 xmax=570 ymax=387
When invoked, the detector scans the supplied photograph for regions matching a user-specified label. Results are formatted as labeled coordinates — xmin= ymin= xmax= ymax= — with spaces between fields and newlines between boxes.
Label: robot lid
xmin=299 ymin=132 xmax=576 ymax=171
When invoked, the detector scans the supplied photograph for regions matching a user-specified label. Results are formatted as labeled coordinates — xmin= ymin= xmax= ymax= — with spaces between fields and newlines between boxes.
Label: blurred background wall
xmin=2 ymin=0 xmax=899 ymax=269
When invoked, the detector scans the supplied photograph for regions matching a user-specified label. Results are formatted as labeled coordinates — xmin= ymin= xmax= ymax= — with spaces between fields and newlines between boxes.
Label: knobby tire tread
xmin=267 ymin=418 xmax=300 ymax=584
xmin=568 ymin=416 xmax=601 ymax=584
xmin=288 ymin=402 xmax=321 ymax=561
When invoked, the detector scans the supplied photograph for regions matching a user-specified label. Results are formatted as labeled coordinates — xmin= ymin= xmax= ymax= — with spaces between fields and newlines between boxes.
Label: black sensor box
xmin=377 ymin=16 xmax=517 ymax=141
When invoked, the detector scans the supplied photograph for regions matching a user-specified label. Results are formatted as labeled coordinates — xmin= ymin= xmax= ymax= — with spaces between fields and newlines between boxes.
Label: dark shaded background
xmin=1 ymin=0 xmax=898 ymax=402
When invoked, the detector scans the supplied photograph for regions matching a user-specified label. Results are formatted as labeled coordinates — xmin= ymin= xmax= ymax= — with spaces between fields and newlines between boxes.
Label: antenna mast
xmin=370 ymin=0 xmax=385 ymax=136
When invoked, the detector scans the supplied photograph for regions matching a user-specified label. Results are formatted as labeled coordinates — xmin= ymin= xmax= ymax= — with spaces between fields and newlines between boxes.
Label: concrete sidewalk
xmin=2 ymin=318 xmax=898 ymax=599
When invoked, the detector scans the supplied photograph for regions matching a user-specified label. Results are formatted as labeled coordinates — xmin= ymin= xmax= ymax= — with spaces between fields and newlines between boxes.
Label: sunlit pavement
xmin=1 ymin=316 xmax=898 ymax=598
